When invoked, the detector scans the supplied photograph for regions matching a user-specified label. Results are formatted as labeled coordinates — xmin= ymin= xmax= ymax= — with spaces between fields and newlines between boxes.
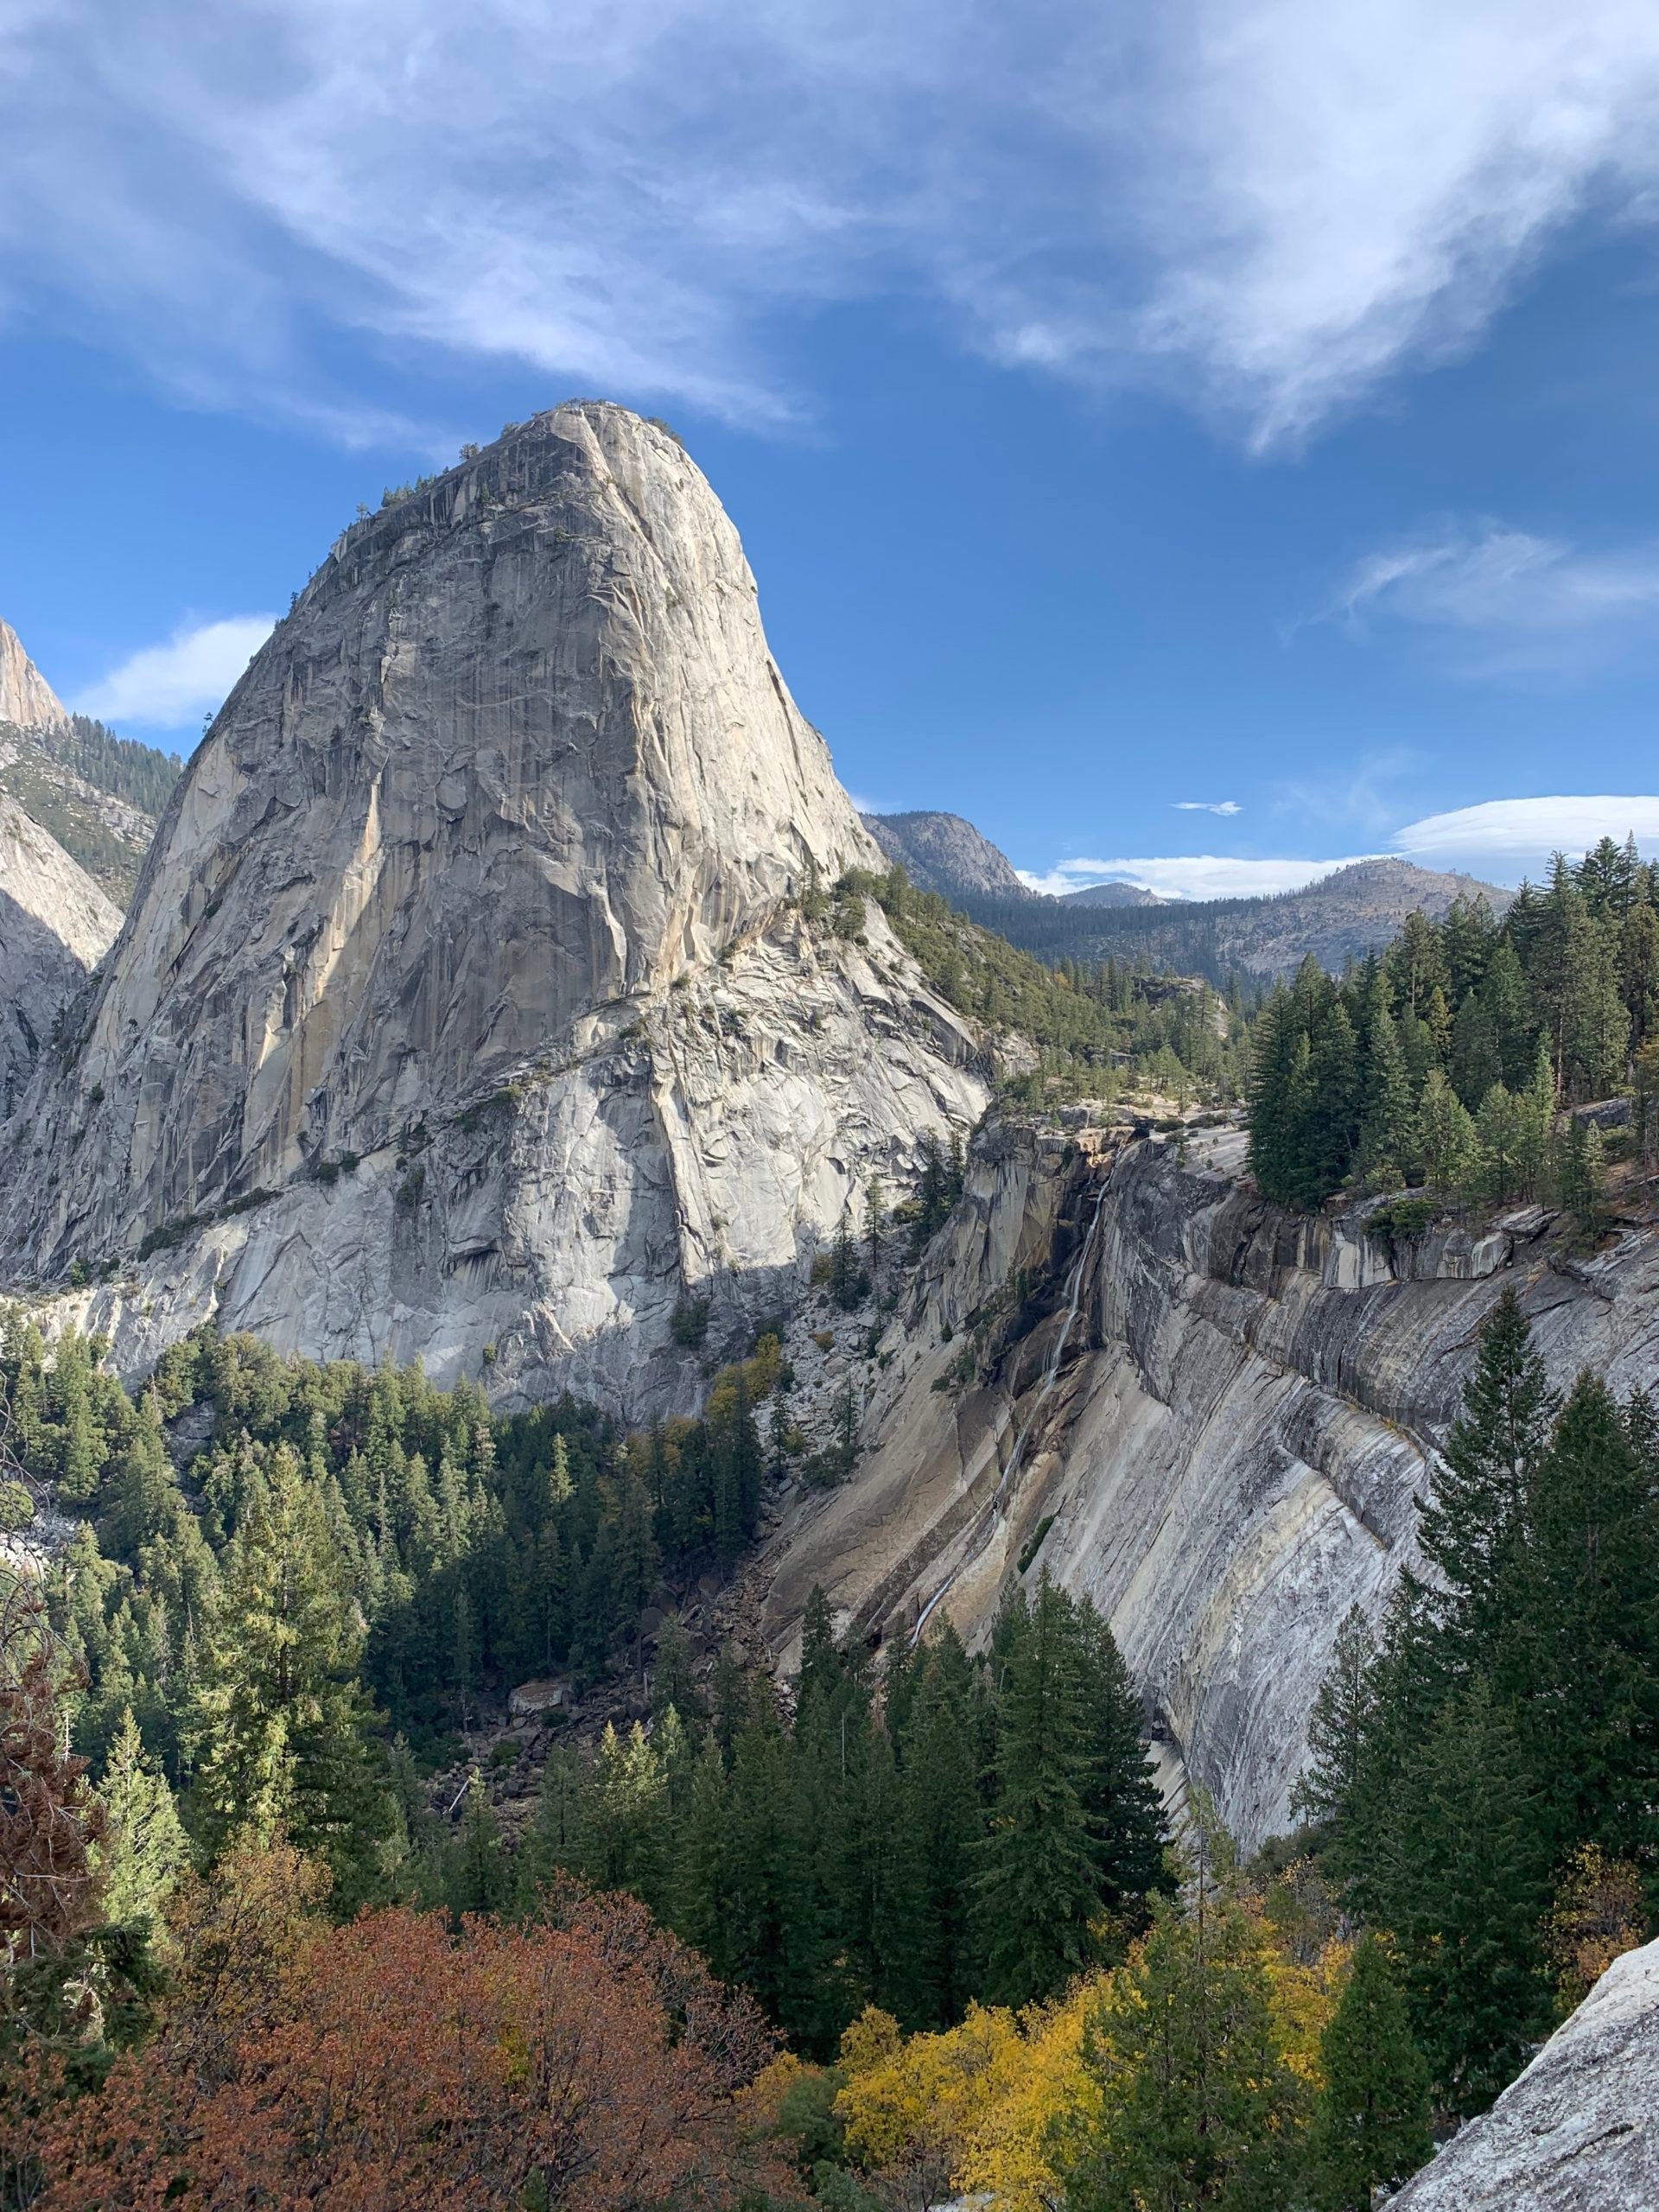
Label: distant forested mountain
xmin=965 ymin=857 xmax=1512 ymax=985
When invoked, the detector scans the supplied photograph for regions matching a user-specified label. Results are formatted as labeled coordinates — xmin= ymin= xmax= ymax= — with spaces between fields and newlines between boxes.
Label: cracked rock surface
xmin=1391 ymin=1936 xmax=1659 ymax=2209
xmin=0 ymin=403 xmax=988 ymax=1410
xmin=0 ymin=796 xmax=120 ymax=1117
xmin=765 ymin=1117 xmax=1659 ymax=1847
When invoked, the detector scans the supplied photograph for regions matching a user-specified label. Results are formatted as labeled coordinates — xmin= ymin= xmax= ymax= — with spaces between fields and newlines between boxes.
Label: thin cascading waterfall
xmin=911 ymin=1172 xmax=1111 ymax=1643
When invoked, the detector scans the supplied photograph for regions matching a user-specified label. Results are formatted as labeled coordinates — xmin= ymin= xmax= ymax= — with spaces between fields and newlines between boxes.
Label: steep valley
xmin=767 ymin=1111 xmax=1659 ymax=1845
xmin=3 ymin=397 xmax=1655 ymax=1851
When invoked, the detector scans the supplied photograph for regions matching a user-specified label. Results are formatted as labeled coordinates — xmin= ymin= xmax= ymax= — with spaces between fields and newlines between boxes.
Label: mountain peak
xmin=0 ymin=617 xmax=71 ymax=734
xmin=860 ymin=809 xmax=1033 ymax=901
xmin=0 ymin=402 xmax=982 ymax=1406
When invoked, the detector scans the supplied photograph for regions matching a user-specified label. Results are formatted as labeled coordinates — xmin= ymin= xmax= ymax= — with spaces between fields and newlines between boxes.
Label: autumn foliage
xmin=29 ymin=1866 xmax=783 ymax=2211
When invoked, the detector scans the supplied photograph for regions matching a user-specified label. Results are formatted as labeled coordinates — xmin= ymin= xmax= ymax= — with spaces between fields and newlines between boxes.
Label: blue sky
xmin=6 ymin=0 xmax=1659 ymax=897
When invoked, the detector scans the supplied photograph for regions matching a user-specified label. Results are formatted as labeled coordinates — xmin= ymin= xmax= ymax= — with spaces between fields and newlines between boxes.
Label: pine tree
xmin=1505 ymin=1373 xmax=1659 ymax=1867
xmin=1076 ymin=1597 xmax=1167 ymax=1933
xmin=722 ymin=1711 xmax=836 ymax=2048
xmin=1068 ymin=1836 xmax=1301 ymax=2212
xmin=1620 ymin=903 xmax=1659 ymax=1057
xmin=1516 ymin=1033 xmax=1557 ymax=1200
xmin=891 ymin=1623 xmax=983 ymax=2027
xmin=1311 ymin=1936 xmax=1432 ymax=2211
xmin=582 ymin=1720 xmax=671 ymax=1914
xmin=187 ymin=1445 xmax=390 ymax=1893
xmin=675 ymin=1733 xmax=732 ymax=1966
xmin=864 ymin=1176 xmax=886 ymax=1282
xmin=650 ymin=1616 xmax=706 ymax=1736
xmin=1449 ymin=990 xmax=1502 ymax=1112
xmin=1382 ymin=1676 xmax=1554 ymax=2116
xmin=1482 ymin=935 xmax=1536 ymax=1088
xmin=1291 ymin=1605 xmax=1376 ymax=1829
xmin=1418 ymin=1288 xmax=1554 ymax=1652
xmin=443 ymin=1768 xmax=509 ymax=1916
xmin=1441 ymin=893 xmax=1497 ymax=1007
xmin=1473 ymin=1081 xmax=1525 ymax=1201
xmin=99 ymin=1390 xmax=177 ymax=1560
xmin=96 ymin=1707 xmax=188 ymax=1930
xmin=1356 ymin=1004 xmax=1414 ymax=1188
xmin=1554 ymin=1115 xmax=1606 ymax=1241
xmin=1563 ymin=923 xmax=1629 ymax=1100
xmin=1414 ymin=1070 xmax=1478 ymax=1196
xmin=974 ymin=1577 xmax=1101 ymax=2005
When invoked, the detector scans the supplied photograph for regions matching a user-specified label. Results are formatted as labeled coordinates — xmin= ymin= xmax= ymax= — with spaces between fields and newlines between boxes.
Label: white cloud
xmin=4 ymin=3 xmax=1659 ymax=445
xmin=1020 ymin=854 xmax=1372 ymax=900
xmin=76 ymin=615 xmax=275 ymax=728
xmin=1395 ymin=796 xmax=1659 ymax=871
xmin=1173 ymin=799 xmax=1241 ymax=815
xmin=1326 ymin=523 xmax=1659 ymax=671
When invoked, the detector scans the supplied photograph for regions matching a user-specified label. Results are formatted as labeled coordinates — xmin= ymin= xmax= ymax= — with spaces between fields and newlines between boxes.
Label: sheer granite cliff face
xmin=765 ymin=1119 xmax=1659 ymax=1847
xmin=0 ymin=617 xmax=70 ymax=734
xmin=0 ymin=797 xmax=121 ymax=1116
xmin=0 ymin=404 xmax=988 ymax=1410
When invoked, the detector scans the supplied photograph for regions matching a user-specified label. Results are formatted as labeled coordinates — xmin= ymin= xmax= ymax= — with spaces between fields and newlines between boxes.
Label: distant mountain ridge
xmin=855 ymin=798 xmax=1510 ymax=982
xmin=0 ymin=619 xmax=181 ymax=906
xmin=860 ymin=809 xmax=1035 ymax=901
xmin=963 ymin=855 xmax=1512 ymax=983
xmin=1060 ymin=879 xmax=1170 ymax=908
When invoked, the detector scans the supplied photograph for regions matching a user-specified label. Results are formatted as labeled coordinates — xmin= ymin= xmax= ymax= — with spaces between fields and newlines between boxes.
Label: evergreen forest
xmin=7 ymin=846 xmax=1659 ymax=2209
xmin=1248 ymin=838 xmax=1659 ymax=1214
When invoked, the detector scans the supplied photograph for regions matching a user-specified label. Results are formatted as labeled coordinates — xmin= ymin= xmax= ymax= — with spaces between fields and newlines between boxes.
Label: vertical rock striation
xmin=0 ymin=616 xmax=71 ymax=734
xmin=0 ymin=404 xmax=988 ymax=1407
xmin=765 ymin=1117 xmax=1659 ymax=1847
xmin=0 ymin=796 xmax=120 ymax=1116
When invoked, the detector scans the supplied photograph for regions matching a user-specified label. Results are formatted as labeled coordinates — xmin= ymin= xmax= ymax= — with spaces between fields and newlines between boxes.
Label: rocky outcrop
xmin=0 ymin=404 xmax=988 ymax=1410
xmin=765 ymin=1116 xmax=1659 ymax=1847
xmin=0 ymin=797 xmax=121 ymax=1116
xmin=860 ymin=810 xmax=1033 ymax=902
xmin=1391 ymin=1937 xmax=1659 ymax=2209
xmin=0 ymin=617 xmax=70 ymax=734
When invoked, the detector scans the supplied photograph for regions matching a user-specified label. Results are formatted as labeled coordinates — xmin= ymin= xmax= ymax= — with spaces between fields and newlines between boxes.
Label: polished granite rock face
xmin=0 ymin=615 xmax=70 ymax=734
xmin=0 ymin=794 xmax=119 ymax=1117
xmin=0 ymin=403 xmax=986 ymax=1411
xmin=1391 ymin=1937 xmax=1659 ymax=2210
xmin=764 ymin=1116 xmax=1659 ymax=1847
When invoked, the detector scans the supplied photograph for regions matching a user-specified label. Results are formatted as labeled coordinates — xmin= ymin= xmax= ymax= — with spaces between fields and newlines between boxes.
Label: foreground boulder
xmin=1389 ymin=1937 xmax=1659 ymax=2208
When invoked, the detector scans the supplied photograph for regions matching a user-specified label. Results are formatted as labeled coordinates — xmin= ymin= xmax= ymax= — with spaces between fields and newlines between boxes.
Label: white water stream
xmin=910 ymin=1173 xmax=1112 ymax=1643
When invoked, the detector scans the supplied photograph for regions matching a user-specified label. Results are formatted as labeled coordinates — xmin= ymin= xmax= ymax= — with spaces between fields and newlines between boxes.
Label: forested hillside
xmin=847 ymin=866 xmax=1249 ymax=1103
xmin=1249 ymin=838 xmax=1658 ymax=1215
xmin=8 ymin=841 xmax=1659 ymax=2211
xmin=0 ymin=714 xmax=179 ymax=905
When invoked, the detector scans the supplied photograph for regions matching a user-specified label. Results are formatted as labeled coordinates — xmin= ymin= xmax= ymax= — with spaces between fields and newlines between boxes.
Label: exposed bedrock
xmin=765 ymin=1119 xmax=1659 ymax=1847
xmin=0 ymin=796 xmax=121 ymax=1118
xmin=1390 ymin=1935 xmax=1659 ymax=2209
xmin=0 ymin=404 xmax=988 ymax=1410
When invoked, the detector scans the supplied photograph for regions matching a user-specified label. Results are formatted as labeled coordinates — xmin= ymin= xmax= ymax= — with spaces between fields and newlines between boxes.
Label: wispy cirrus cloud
xmin=75 ymin=615 xmax=275 ymax=729
xmin=1319 ymin=523 xmax=1659 ymax=675
xmin=5 ymin=3 xmax=1659 ymax=447
xmin=1173 ymin=799 xmax=1241 ymax=816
